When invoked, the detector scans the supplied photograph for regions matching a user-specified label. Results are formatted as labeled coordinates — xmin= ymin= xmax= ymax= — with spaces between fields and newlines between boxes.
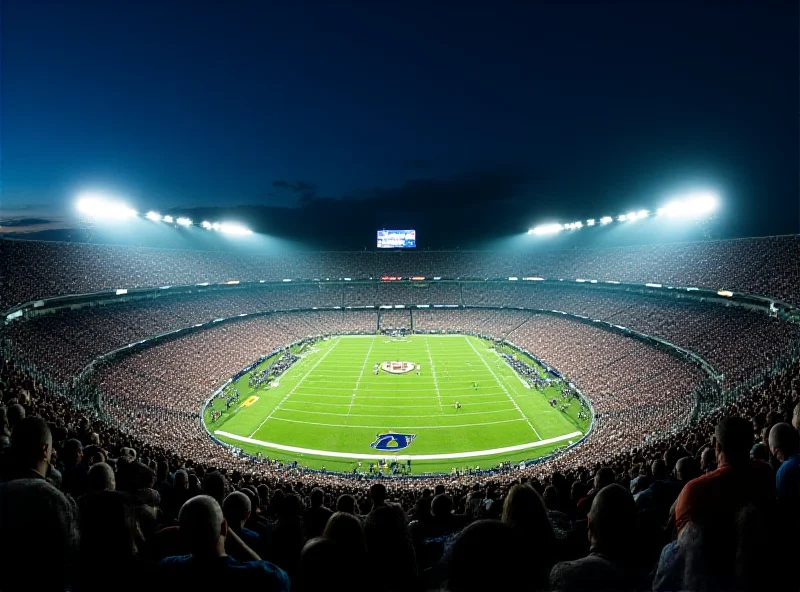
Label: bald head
xmin=222 ymin=491 xmax=251 ymax=528
xmin=87 ymin=462 xmax=116 ymax=492
xmin=675 ymin=456 xmax=700 ymax=482
xmin=588 ymin=484 xmax=636 ymax=555
xmin=179 ymin=495 xmax=227 ymax=556
xmin=769 ymin=422 xmax=799 ymax=462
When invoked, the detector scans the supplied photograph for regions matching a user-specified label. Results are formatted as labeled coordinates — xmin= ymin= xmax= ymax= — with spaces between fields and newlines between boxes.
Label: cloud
xmin=271 ymin=180 xmax=318 ymax=200
xmin=0 ymin=218 xmax=53 ymax=227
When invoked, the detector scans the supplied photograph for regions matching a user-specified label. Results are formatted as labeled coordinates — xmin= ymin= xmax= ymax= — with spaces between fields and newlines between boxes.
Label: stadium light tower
xmin=658 ymin=191 xmax=719 ymax=219
xmin=201 ymin=221 xmax=213 ymax=229
xmin=163 ymin=215 xmax=174 ymax=223
xmin=600 ymin=216 xmax=613 ymax=225
xmin=531 ymin=223 xmax=564 ymax=236
xmin=76 ymin=193 xmax=137 ymax=220
xmin=218 ymin=223 xmax=253 ymax=236
xmin=145 ymin=211 xmax=162 ymax=222
xmin=586 ymin=219 xmax=596 ymax=226
xmin=176 ymin=217 xmax=192 ymax=226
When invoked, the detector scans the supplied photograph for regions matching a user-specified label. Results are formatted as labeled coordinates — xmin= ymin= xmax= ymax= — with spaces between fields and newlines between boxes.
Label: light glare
xmin=145 ymin=211 xmax=161 ymax=221
xmin=76 ymin=193 xmax=137 ymax=220
xmin=163 ymin=215 xmax=174 ymax=223
xmin=600 ymin=216 xmax=613 ymax=225
xmin=531 ymin=223 xmax=564 ymax=236
xmin=218 ymin=223 xmax=253 ymax=236
xmin=176 ymin=217 xmax=192 ymax=226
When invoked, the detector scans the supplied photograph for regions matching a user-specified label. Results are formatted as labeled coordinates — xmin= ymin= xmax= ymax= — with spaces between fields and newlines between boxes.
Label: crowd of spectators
xmin=3 ymin=235 xmax=800 ymax=309
xmin=8 ymin=285 xmax=798 ymax=396
xmin=2 ymin=335 xmax=800 ymax=590
xmin=3 ymin=237 xmax=800 ymax=589
xmin=13 ymin=310 xmax=701 ymax=482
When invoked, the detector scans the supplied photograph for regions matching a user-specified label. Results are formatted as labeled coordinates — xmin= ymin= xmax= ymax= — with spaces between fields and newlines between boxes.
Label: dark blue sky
xmin=1 ymin=0 xmax=798 ymax=246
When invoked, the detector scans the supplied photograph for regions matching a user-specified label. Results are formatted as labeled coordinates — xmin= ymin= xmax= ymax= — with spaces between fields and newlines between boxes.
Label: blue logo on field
xmin=370 ymin=432 xmax=416 ymax=451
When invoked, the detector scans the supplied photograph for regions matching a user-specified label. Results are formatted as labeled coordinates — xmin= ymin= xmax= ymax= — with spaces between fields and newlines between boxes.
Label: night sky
xmin=1 ymin=0 xmax=798 ymax=249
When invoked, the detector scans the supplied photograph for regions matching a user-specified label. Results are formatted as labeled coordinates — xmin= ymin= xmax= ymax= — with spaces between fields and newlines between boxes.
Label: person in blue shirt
xmin=157 ymin=495 xmax=289 ymax=592
xmin=222 ymin=491 xmax=264 ymax=556
xmin=769 ymin=422 xmax=800 ymax=503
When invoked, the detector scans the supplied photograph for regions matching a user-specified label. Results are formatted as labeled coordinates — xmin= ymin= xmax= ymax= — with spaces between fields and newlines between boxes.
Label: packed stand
xmin=2 ymin=342 xmax=800 ymax=591
xmin=3 ymin=235 xmax=800 ymax=309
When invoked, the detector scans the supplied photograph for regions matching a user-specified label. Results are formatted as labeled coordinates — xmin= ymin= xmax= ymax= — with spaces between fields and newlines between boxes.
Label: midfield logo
xmin=370 ymin=432 xmax=417 ymax=451
xmin=380 ymin=361 xmax=416 ymax=374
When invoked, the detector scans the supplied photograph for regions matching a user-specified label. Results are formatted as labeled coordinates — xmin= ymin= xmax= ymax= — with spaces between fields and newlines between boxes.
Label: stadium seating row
xmin=2 ymin=234 xmax=799 ymax=308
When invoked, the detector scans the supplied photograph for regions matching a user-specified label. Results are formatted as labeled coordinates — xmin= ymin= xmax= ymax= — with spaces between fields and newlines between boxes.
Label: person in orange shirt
xmin=674 ymin=416 xmax=774 ymax=534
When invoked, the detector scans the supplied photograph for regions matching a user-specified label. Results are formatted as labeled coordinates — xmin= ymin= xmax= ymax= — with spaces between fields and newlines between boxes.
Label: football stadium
xmin=3 ymin=2 xmax=799 ymax=591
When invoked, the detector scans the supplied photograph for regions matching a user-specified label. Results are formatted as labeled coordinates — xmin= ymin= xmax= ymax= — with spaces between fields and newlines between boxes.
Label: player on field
xmin=416 ymin=363 xmax=421 ymax=376
xmin=473 ymin=381 xmax=478 ymax=390
xmin=454 ymin=401 xmax=461 ymax=409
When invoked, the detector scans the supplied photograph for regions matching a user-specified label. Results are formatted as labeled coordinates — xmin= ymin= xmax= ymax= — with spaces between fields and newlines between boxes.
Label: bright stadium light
xmin=76 ymin=193 xmax=137 ymax=220
xmin=625 ymin=211 xmax=638 ymax=221
xmin=600 ymin=216 xmax=613 ymax=225
xmin=176 ymin=217 xmax=192 ymax=226
xmin=617 ymin=214 xmax=627 ymax=222
xmin=637 ymin=210 xmax=649 ymax=219
xmin=586 ymin=219 xmax=596 ymax=226
xmin=531 ymin=223 xmax=564 ymax=236
xmin=201 ymin=221 xmax=213 ymax=229
xmin=564 ymin=221 xmax=583 ymax=230
xmin=218 ymin=223 xmax=253 ymax=236
xmin=659 ymin=191 xmax=719 ymax=219
xmin=145 ymin=211 xmax=162 ymax=222
xmin=212 ymin=222 xmax=222 ymax=231
xmin=163 ymin=215 xmax=174 ymax=223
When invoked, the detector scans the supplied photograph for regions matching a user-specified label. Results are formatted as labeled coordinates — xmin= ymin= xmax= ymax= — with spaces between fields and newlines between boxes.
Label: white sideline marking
xmin=425 ymin=336 xmax=443 ymax=411
xmin=249 ymin=338 xmax=341 ymax=437
xmin=465 ymin=337 xmax=542 ymax=439
xmin=490 ymin=348 xmax=531 ymax=389
xmin=346 ymin=336 xmax=376 ymax=417
xmin=215 ymin=430 xmax=583 ymax=461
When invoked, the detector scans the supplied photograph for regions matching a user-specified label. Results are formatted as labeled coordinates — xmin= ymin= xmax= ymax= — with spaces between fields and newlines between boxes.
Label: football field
xmin=210 ymin=335 xmax=588 ymax=474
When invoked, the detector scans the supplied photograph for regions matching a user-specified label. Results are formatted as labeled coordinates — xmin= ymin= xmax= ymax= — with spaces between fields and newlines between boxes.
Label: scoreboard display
xmin=377 ymin=229 xmax=416 ymax=249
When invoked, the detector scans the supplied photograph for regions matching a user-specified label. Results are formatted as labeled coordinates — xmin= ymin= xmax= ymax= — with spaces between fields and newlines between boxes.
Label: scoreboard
xmin=377 ymin=229 xmax=416 ymax=249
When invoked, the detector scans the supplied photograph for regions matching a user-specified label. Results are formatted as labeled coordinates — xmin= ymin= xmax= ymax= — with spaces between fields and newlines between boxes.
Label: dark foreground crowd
xmin=2 ymin=347 xmax=800 ymax=592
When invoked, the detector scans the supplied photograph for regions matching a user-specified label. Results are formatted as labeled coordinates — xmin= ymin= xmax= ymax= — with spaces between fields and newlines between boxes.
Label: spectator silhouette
xmin=444 ymin=520 xmax=526 ymax=592
xmin=222 ymin=491 xmax=263 ymax=558
xmin=675 ymin=416 xmax=774 ymax=533
xmin=0 ymin=479 xmax=79 ymax=592
xmin=157 ymin=495 xmax=289 ymax=591
xmin=303 ymin=487 xmax=333 ymax=539
xmin=8 ymin=415 xmax=52 ymax=480
xmin=550 ymin=484 xmax=643 ymax=591
xmin=502 ymin=483 xmax=557 ymax=588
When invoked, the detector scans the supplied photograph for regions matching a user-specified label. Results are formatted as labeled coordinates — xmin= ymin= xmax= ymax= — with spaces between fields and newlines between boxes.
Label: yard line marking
xmin=279 ymin=407 xmax=520 ymax=418
xmin=285 ymin=398 xmax=517 ymax=409
xmin=346 ymin=335 xmax=376 ymax=417
xmin=215 ymin=430 xmax=583 ymax=461
xmin=249 ymin=337 xmax=341 ymax=437
xmin=465 ymin=337 xmax=542 ymax=440
xmin=424 ymin=336 xmax=443 ymax=411
xmin=264 ymin=416 xmax=528 ymax=430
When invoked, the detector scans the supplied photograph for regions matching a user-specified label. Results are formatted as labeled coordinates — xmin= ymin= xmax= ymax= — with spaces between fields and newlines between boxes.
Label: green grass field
xmin=208 ymin=335 xmax=590 ymax=474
